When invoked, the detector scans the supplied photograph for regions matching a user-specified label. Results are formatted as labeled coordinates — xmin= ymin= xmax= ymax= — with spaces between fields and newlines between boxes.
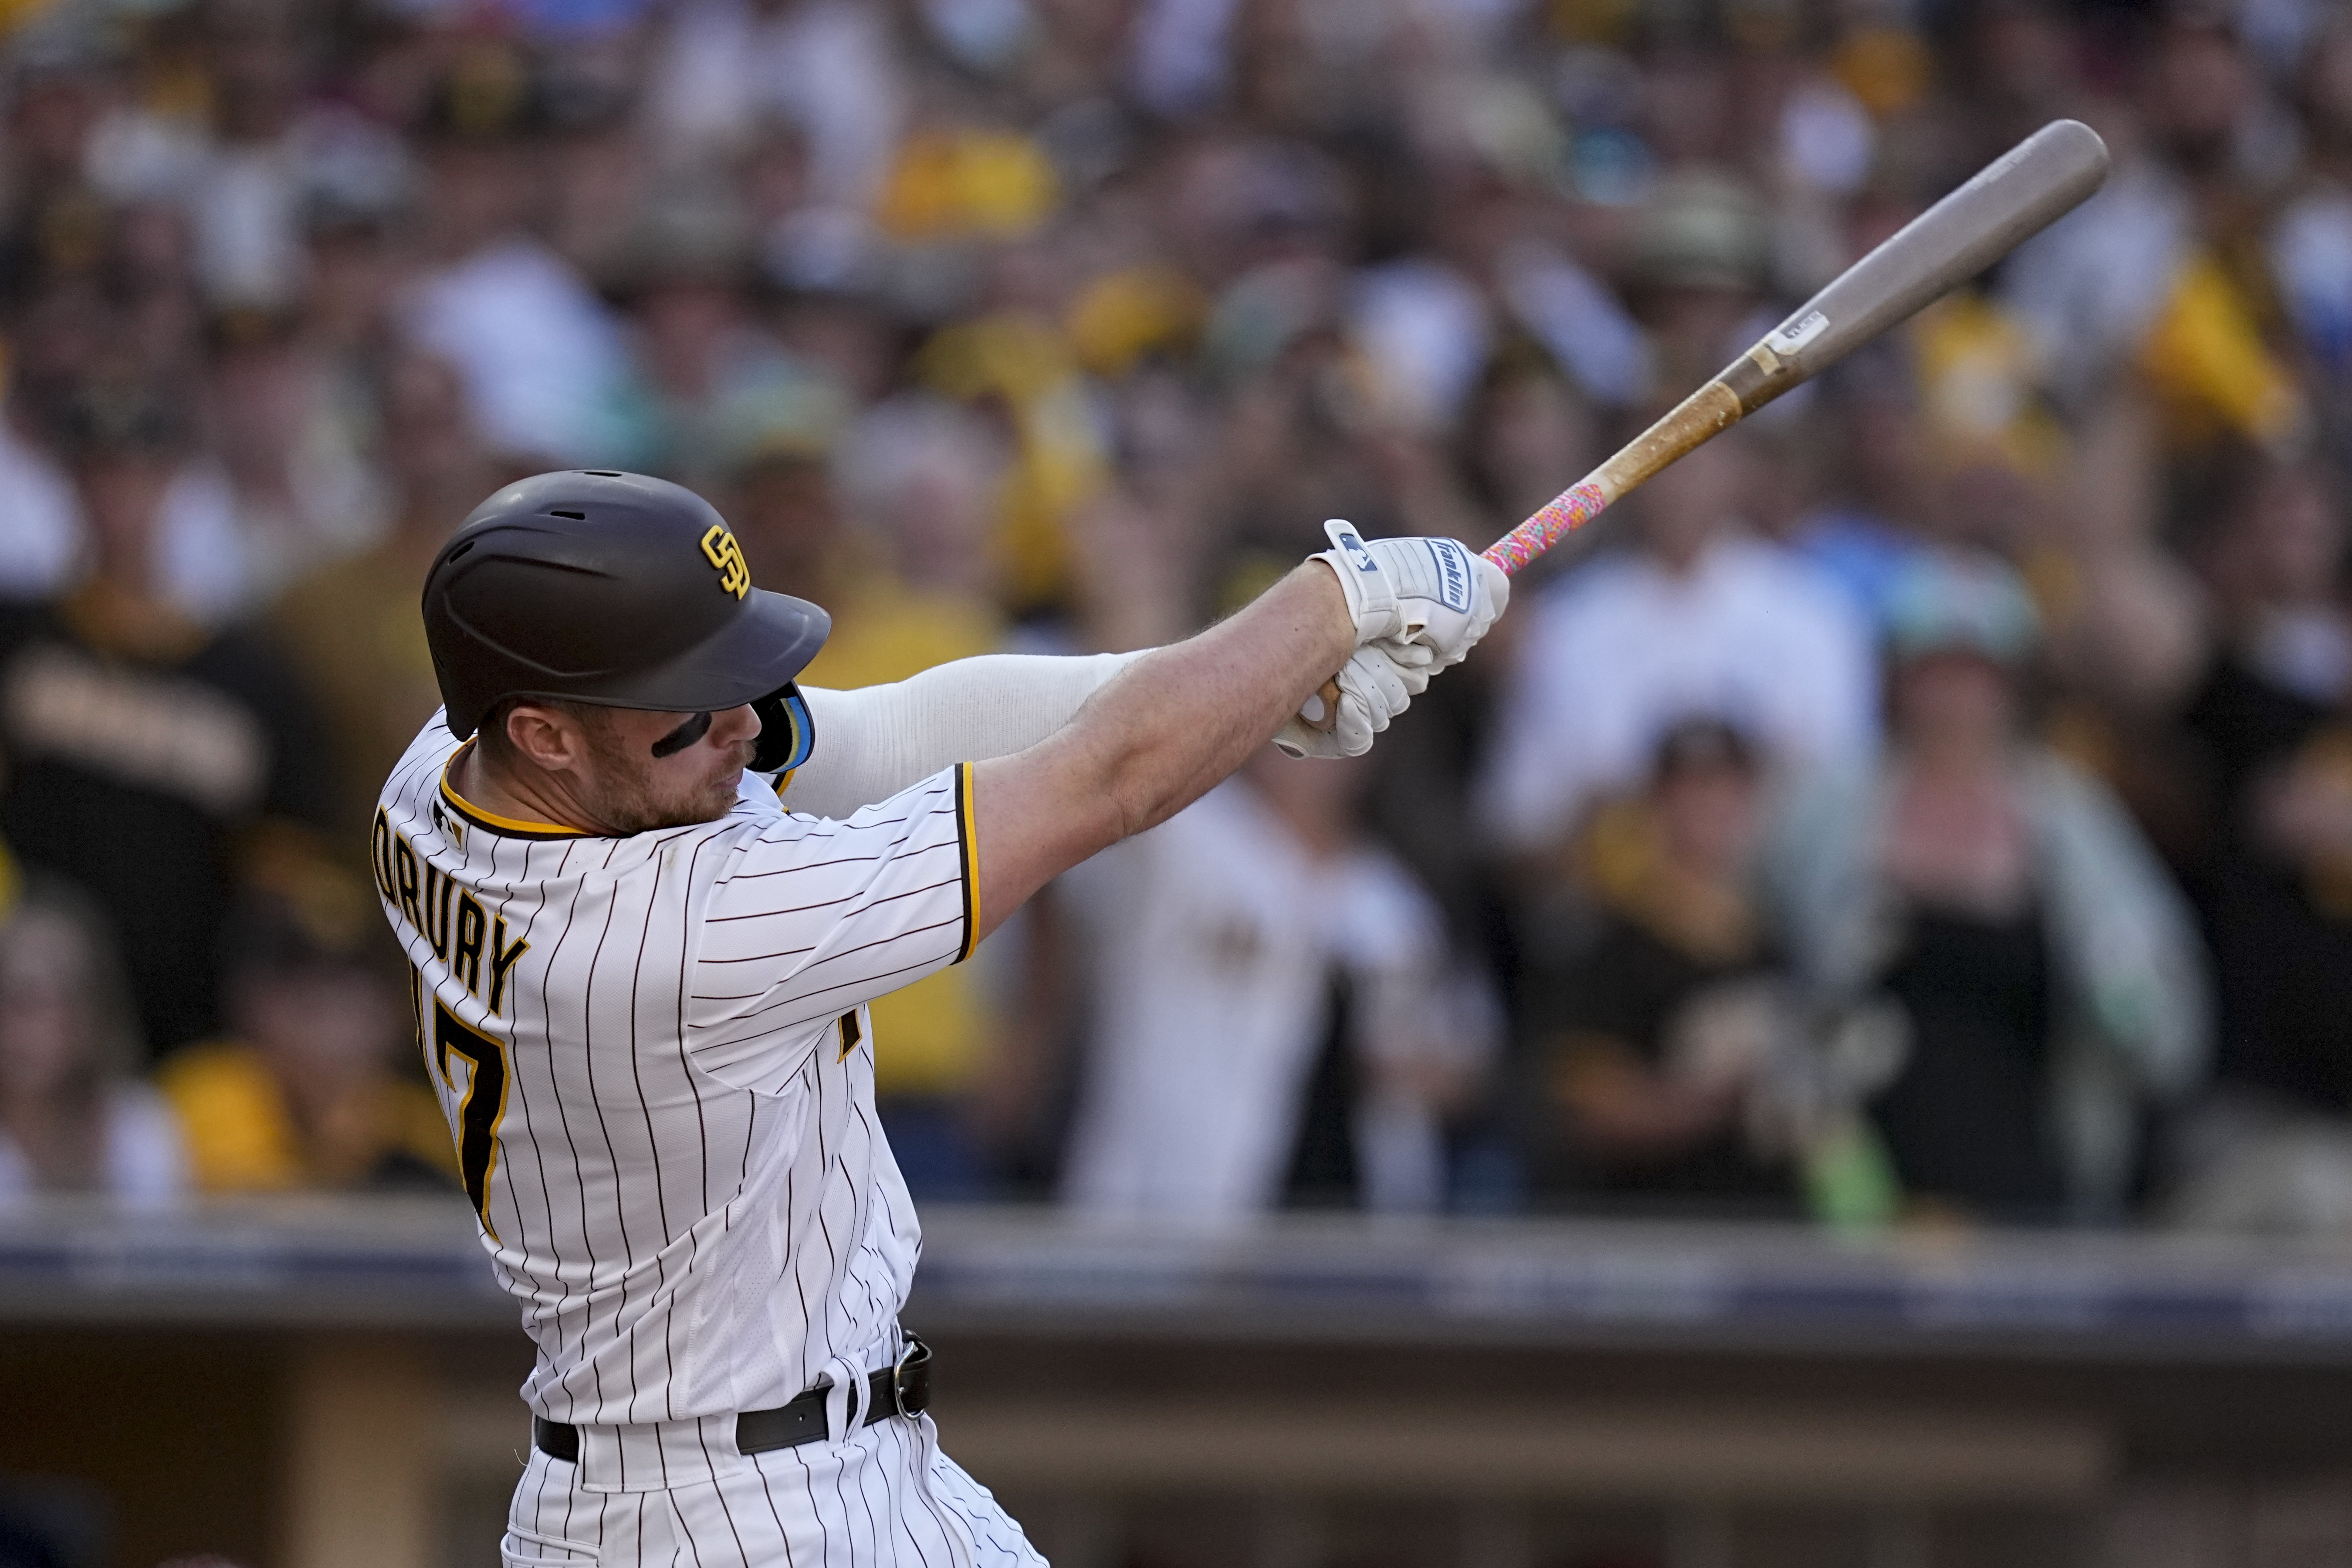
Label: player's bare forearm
xmin=969 ymin=564 xmax=1352 ymax=937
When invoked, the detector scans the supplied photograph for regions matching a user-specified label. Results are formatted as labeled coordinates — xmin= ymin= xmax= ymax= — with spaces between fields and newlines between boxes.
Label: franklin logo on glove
xmin=1423 ymin=538 xmax=1472 ymax=614
xmin=1310 ymin=518 xmax=1505 ymax=653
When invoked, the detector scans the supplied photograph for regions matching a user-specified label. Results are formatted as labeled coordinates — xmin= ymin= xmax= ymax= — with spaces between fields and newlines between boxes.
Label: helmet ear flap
xmin=749 ymin=684 xmax=815 ymax=774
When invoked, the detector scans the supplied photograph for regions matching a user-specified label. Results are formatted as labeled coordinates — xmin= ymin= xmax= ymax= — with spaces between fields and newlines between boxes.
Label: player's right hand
xmin=1308 ymin=519 xmax=1509 ymax=666
xmin=1272 ymin=641 xmax=1432 ymax=759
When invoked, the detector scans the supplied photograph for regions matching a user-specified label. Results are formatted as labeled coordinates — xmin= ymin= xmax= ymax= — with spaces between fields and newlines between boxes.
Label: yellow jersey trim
xmin=439 ymin=743 xmax=590 ymax=840
xmin=954 ymin=761 xmax=980 ymax=962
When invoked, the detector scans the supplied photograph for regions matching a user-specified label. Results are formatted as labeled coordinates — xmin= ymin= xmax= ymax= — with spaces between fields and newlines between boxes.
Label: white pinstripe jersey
xmin=371 ymin=717 xmax=978 ymax=1430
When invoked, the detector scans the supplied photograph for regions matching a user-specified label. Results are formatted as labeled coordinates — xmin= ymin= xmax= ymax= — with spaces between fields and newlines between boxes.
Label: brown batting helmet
xmin=422 ymin=470 xmax=828 ymax=772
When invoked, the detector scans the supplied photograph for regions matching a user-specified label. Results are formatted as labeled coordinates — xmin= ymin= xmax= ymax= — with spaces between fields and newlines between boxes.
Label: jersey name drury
xmin=374 ymin=810 xmax=533 ymax=1014
xmin=373 ymin=717 xmax=977 ymax=1449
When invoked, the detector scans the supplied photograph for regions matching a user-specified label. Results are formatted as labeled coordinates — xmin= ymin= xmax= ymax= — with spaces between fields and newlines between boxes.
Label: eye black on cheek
xmin=651 ymin=712 xmax=714 ymax=759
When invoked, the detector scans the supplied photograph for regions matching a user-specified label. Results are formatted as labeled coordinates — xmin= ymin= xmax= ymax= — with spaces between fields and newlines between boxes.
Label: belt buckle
xmin=890 ymin=1333 xmax=931 ymax=1418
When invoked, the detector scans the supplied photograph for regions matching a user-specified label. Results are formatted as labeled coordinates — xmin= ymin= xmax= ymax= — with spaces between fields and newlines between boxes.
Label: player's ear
xmin=503 ymin=703 xmax=585 ymax=773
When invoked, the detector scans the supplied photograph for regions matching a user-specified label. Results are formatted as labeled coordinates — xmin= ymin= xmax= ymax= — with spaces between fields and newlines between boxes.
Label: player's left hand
xmin=1272 ymin=640 xmax=1433 ymax=759
xmin=1309 ymin=519 xmax=1510 ymax=667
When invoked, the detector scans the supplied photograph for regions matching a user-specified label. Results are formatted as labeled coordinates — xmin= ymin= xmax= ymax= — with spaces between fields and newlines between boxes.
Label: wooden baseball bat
xmin=1481 ymin=117 xmax=2111 ymax=576
xmin=1304 ymin=118 xmax=2108 ymax=734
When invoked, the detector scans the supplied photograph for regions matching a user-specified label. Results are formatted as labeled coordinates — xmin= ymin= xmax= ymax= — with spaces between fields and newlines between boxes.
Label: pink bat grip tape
xmin=1482 ymin=481 xmax=1607 ymax=577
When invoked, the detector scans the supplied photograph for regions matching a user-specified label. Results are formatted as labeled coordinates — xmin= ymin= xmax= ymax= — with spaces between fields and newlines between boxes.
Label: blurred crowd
xmin=4 ymin=0 xmax=2352 ymax=1232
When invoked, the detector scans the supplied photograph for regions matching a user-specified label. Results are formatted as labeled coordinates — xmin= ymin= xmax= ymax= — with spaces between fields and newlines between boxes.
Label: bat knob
xmin=1304 ymin=678 xmax=1342 ymax=733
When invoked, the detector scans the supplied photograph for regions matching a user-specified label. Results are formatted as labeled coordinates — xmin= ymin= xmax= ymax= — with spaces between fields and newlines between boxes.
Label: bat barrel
xmin=1723 ymin=118 xmax=2109 ymax=412
xmin=1481 ymin=118 xmax=2110 ymax=578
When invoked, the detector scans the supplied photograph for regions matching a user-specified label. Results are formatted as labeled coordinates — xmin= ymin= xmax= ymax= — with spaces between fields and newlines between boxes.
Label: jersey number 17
xmin=424 ymin=986 xmax=509 ymax=1241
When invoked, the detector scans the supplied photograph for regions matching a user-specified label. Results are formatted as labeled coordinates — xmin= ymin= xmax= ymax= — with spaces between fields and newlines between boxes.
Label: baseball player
xmin=372 ymin=471 xmax=1503 ymax=1565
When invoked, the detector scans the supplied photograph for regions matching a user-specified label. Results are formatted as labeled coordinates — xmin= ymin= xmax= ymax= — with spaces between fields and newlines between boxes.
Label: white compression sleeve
xmin=778 ymin=651 xmax=1150 ymax=819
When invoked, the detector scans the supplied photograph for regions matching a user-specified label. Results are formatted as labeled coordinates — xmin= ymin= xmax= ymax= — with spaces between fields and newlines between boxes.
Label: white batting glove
xmin=1272 ymin=641 xmax=1435 ymax=758
xmin=1310 ymin=519 xmax=1510 ymax=667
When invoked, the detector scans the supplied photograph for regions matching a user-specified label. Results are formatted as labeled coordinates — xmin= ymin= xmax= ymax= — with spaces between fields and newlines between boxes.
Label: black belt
xmin=534 ymin=1335 xmax=932 ymax=1464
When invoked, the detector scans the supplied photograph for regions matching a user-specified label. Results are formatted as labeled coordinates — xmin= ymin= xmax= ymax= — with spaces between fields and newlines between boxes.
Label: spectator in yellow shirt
xmin=158 ymin=893 xmax=456 ymax=1194
xmin=728 ymin=396 xmax=1010 ymax=1194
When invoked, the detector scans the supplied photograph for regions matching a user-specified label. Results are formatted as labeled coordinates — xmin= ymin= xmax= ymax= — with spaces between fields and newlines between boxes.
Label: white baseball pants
xmin=500 ymin=1413 xmax=1047 ymax=1567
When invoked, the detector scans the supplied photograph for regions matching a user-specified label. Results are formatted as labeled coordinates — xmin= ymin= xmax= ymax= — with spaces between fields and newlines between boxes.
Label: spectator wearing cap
xmin=1789 ymin=351 xmax=1940 ymax=634
xmin=2166 ymin=460 xmax=2352 ymax=1193
xmin=0 ymin=289 xmax=254 ymax=621
xmin=1621 ymin=169 xmax=1775 ymax=402
xmin=156 ymin=893 xmax=453 ymax=1194
xmin=271 ymin=350 xmax=501 ymax=842
xmin=1762 ymin=555 xmax=2209 ymax=1223
xmin=2186 ymin=459 xmax=2352 ymax=847
xmin=607 ymin=184 xmax=849 ymax=490
xmin=645 ymin=0 xmax=904 ymax=217
xmin=1515 ymin=718 xmax=1800 ymax=1216
xmin=399 ymin=47 xmax=635 ymax=468
xmin=811 ymin=395 xmax=1010 ymax=684
xmin=0 ymin=384 xmax=337 ymax=1056
xmin=0 ymin=880 xmax=186 ymax=1205
xmin=180 ymin=3 xmax=313 ymax=313
xmin=205 ymin=306 xmax=388 ymax=605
